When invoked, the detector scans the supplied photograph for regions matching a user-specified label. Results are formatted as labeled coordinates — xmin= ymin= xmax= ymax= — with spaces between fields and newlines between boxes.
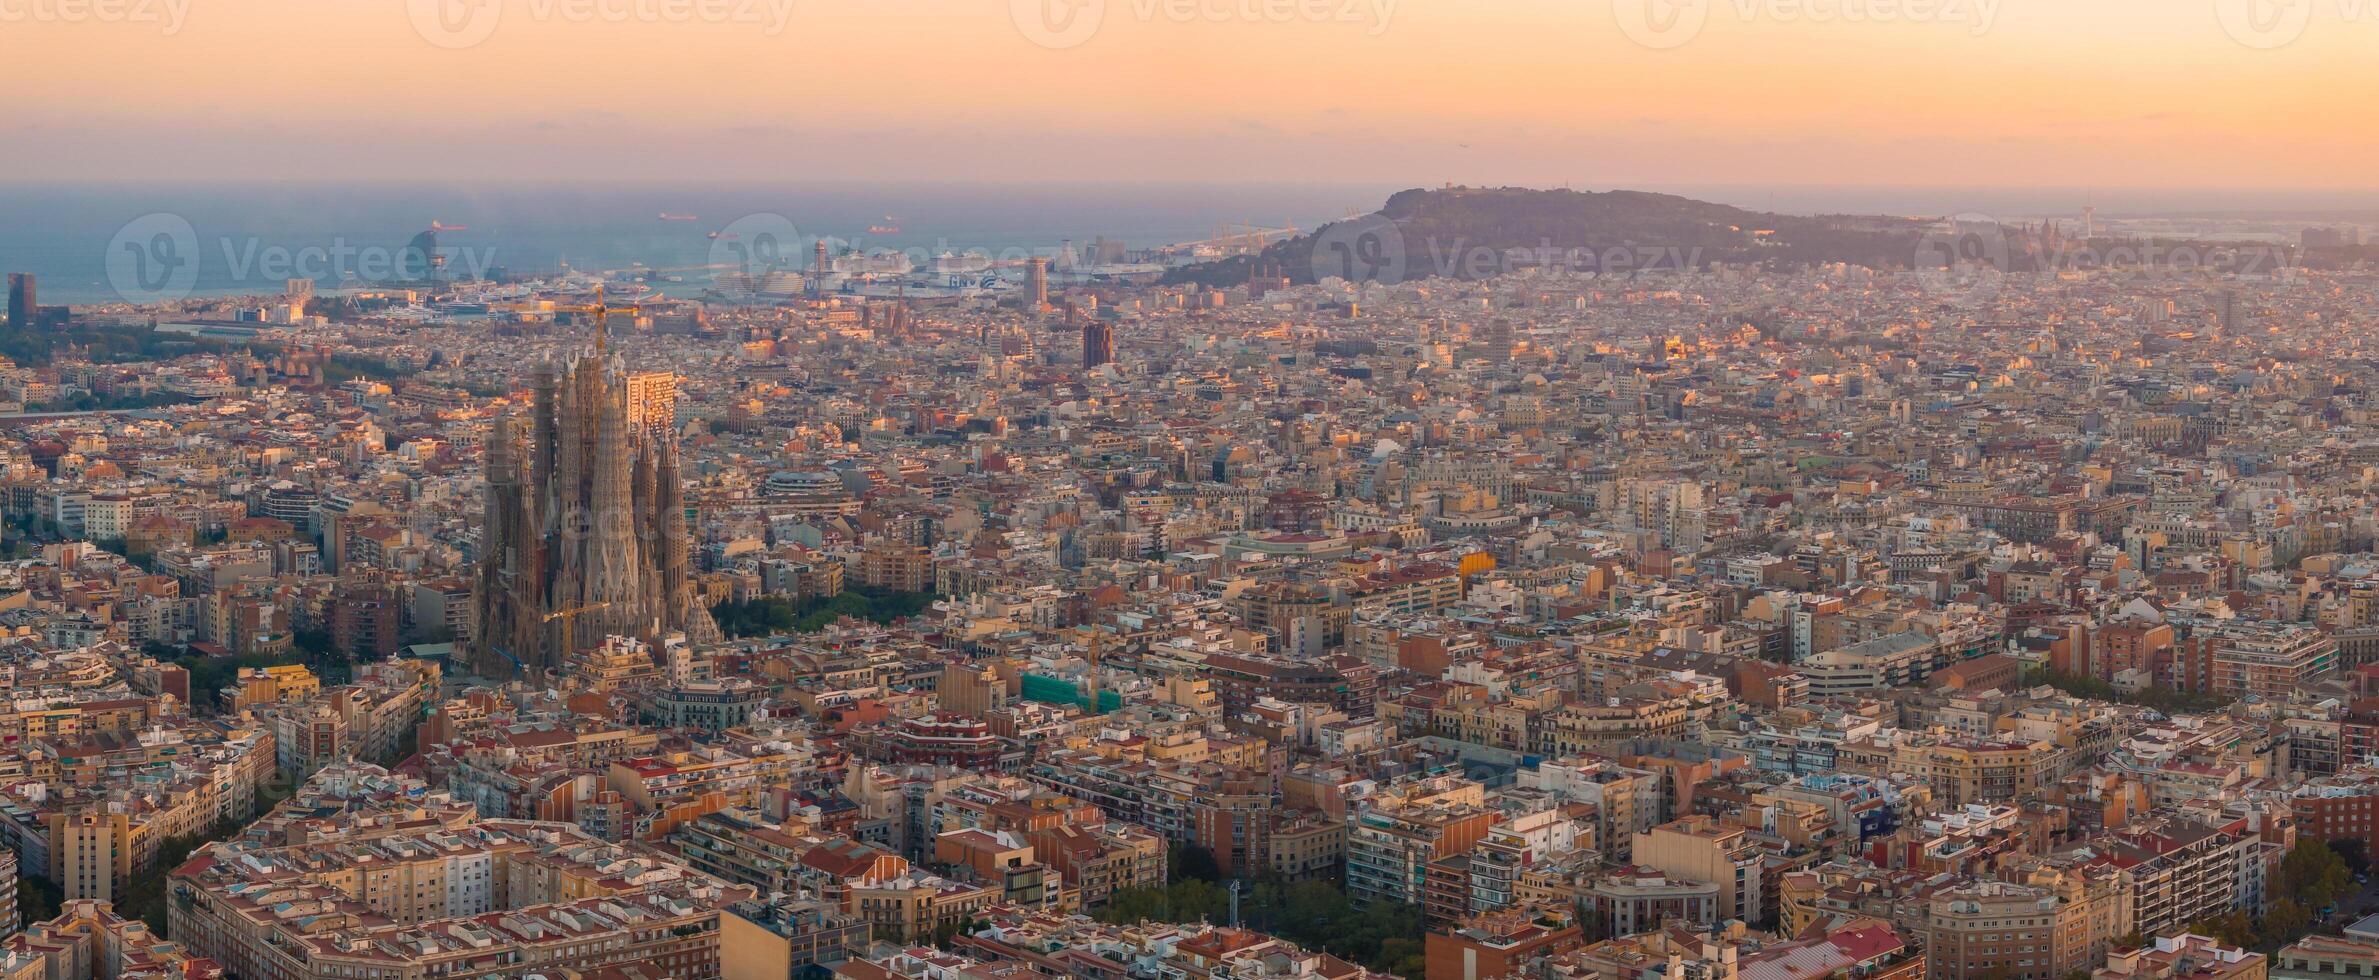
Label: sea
xmin=4 ymin=181 xmax=2373 ymax=306
xmin=0 ymin=181 xmax=1404 ymax=306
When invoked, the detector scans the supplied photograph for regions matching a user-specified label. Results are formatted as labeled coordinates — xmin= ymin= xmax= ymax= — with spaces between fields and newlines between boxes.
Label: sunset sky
xmin=5 ymin=0 xmax=2374 ymax=191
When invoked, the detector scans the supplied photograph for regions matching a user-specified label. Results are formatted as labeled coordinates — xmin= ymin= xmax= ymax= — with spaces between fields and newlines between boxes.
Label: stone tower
xmin=472 ymin=353 xmax=718 ymax=678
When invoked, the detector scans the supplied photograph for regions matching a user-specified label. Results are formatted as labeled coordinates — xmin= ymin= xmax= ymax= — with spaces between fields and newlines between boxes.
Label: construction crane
xmin=501 ymin=284 xmax=641 ymax=351
xmin=486 ymin=602 xmax=617 ymax=679
xmin=542 ymin=599 xmax=622 ymax=660
xmin=486 ymin=643 xmax=529 ymax=676
xmin=540 ymin=600 xmax=613 ymax=624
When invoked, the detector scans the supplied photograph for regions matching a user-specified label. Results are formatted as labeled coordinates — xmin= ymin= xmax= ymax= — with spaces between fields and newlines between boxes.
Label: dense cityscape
xmin=0 ymin=191 xmax=2373 ymax=980
xmin=6 ymin=1 xmax=2379 ymax=979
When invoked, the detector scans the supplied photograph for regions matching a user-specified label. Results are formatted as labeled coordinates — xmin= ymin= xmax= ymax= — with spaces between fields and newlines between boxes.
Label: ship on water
xmin=658 ymin=212 xmax=699 ymax=222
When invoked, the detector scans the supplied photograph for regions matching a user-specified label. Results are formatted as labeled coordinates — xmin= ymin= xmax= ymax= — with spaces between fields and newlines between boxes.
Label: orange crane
xmin=485 ymin=601 xmax=616 ymax=679
xmin=518 ymin=285 xmax=641 ymax=351
xmin=540 ymin=600 xmax=613 ymax=624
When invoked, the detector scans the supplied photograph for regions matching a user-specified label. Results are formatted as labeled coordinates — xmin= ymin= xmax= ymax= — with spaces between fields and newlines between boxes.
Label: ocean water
xmin=5 ymin=181 xmax=2373 ymax=305
xmin=0 ymin=181 xmax=1400 ymax=305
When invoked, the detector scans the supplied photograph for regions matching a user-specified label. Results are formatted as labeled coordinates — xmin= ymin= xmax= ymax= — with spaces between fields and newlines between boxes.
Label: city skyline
xmin=5 ymin=4 xmax=2379 ymax=980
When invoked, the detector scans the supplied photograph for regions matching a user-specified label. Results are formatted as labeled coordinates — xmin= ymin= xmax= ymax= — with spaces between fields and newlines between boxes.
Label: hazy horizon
xmin=7 ymin=0 xmax=2376 ymax=192
xmin=9 ymin=178 xmax=2379 ymax=221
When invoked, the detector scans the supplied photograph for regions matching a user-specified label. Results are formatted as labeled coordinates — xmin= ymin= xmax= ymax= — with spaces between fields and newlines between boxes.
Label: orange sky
xmin=3 ymin=0 xmax=2373 ymax=188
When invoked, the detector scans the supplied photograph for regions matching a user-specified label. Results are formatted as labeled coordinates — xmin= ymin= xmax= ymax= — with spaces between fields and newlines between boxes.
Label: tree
xmin=2188 ymin=908 xmax=2258 ymax=949
xmin=120 ymin=815 xmax=241 ymax=935
xmin=1095 ymin=877 xmax=1424 ymax=977
xmin=19 ymin=875 xmax=63 ymax=923
xmin=2191 ymin=843 xmax=2362 ymax=952
xmin=2334 ymin=838 xmax=2371 ymax=877
xmin=2019 ymin=667 xmax=2226 ymax=713
xmin=2263 ymin=898 xmax=2315 ymax=945
xmin=2277 ymin=839 xmax=2356 ymax=911
xmin=1379 ymin=937 xmax=1426 ymax=979
xmin=709 ymin=586 xmax=940 ymax=639
xmin=1171 ymin=843 xmax=1223 ymax=883
xmin=174 ymin=649 xmax=324 ymax=715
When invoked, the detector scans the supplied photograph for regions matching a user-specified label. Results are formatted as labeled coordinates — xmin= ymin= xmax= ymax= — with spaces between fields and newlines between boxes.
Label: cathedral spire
xmin=473 ymin=353 xmax=702 ymax=677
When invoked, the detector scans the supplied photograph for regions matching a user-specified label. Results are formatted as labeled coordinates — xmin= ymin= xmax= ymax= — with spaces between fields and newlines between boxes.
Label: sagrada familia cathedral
xmin=472 ymin=349 xmax=719 ymax=678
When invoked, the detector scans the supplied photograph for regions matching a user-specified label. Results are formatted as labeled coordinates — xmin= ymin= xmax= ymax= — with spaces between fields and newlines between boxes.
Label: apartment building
xmin=1922 ymin=878 xmax=2113 ymax=980
xmin=1587 ymin=866 xmax=1722 ymax=936
xmin=2205 ymin=623 xmax=2339 ymax=700
xmin=1538 ymin=697 xmax=1695 ymax=756
xmin=2074 ymin=818 xmax=2250 ymax=939
xmin=1631 ymin=815 xmax=1765 ymax=926
xmin=844 ymin=871 xmax=999 ymax=943
xmin=1894 ymin=736 xmax=2063 ymax=806
xmin=1346 ymin=804 xmax=1501 ymax=908
xmin=168 ymin=821 xmax=747 ymax=980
